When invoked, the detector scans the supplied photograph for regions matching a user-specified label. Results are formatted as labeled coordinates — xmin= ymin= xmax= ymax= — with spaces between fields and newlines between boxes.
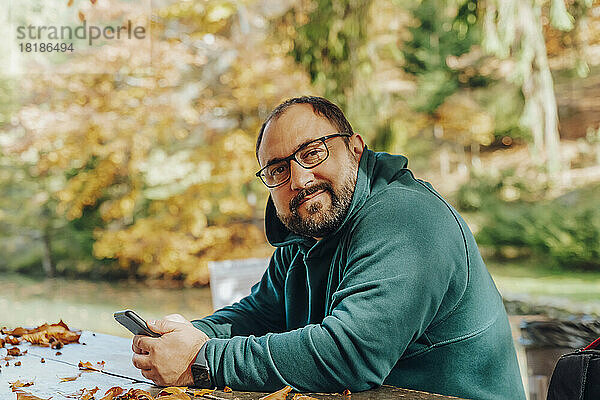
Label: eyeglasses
xmin=256 ymin=132 xmax=353 ymax=188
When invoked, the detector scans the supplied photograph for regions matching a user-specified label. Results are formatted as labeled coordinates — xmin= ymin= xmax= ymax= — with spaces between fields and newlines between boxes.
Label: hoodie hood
xmin=264 ymin=147 xmax=409 ymax=252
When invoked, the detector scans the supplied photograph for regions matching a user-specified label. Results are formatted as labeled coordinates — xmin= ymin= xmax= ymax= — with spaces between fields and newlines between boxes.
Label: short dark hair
xmin=256 ymin=96 xmax=354 ymax=160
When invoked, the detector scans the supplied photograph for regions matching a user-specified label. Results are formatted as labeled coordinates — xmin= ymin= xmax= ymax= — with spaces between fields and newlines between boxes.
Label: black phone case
xmin=114 ymin=310 xmax=161 ymax=337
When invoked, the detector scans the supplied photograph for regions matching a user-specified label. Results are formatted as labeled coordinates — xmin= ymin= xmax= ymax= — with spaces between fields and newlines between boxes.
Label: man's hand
xmin=131 ymin=313 xmax=209 ymax=387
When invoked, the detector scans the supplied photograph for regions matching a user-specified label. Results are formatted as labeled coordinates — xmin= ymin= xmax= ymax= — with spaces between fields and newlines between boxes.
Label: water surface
xmin=1 ymin=274 xmax=214 ymax=337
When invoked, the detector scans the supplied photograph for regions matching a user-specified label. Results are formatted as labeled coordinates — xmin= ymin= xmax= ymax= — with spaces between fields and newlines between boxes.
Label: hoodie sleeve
xmin=191 ymin=247 xmax=289 ymax=339
xmin=202 ymin=190 xmax=466 ymax=392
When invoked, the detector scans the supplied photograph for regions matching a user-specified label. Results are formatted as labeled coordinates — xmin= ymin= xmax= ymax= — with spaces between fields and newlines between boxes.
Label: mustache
xmin=289 ymin=182 xmax=334 ymax=211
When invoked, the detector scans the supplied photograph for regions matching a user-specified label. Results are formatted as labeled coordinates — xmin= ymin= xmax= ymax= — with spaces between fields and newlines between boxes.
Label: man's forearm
xmin=191 ymin=318 xmax=232 ymax=339
xmin=203 ymin=318 xmax=398 ymax=393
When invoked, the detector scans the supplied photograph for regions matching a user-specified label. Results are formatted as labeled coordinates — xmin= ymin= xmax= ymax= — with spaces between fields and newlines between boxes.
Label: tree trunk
xmin=484 ymin=0 xmax=563 ymax=175
xmin=519 ymin=1 xmax=562 ymax=175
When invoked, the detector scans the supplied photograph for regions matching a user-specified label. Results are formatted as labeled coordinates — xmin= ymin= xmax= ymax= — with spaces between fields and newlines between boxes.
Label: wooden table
xmin=0 ymin=331 xmax=465 ymax=399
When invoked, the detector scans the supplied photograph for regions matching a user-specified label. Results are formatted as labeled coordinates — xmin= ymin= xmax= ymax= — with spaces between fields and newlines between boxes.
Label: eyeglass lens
xmin=263 ymin=140 xmax=328 ymax=186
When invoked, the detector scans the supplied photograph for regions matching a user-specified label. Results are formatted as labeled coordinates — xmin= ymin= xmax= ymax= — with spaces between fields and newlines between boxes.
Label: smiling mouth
xmin=298 ymin=189 xmax=325 ymax=205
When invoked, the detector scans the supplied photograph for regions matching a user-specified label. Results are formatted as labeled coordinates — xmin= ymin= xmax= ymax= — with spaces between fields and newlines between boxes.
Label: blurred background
xmin=1 ymin=0 xmax=600 ymax=396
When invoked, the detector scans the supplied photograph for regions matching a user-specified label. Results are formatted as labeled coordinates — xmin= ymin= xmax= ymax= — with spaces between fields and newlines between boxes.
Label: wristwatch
xmin=191 ymin=341 xmax=212 ymax=388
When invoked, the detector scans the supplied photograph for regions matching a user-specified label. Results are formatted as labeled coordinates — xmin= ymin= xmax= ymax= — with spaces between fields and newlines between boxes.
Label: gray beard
xmin=277 ymin=172 xmax=356 ymax=238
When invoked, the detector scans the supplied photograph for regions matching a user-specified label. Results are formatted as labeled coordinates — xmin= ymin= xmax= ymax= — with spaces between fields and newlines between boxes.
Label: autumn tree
xmin=2 ymin=0 xmax=312 ymax=284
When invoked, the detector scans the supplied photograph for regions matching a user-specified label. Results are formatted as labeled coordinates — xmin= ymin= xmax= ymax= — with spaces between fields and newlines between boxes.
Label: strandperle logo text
xmin=16 ymin=20 xmax=146 ymax=46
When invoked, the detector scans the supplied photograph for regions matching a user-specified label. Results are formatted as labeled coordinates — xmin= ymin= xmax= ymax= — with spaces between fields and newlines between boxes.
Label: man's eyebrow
xmin=263 ymin=137 xmax=315 ymax=167
xmin=264 ymin=154 xmax=288 ymax=167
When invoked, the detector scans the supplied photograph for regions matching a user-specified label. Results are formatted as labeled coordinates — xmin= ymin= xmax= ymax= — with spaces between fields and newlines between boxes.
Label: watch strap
xmin=191 ymin=341 xmax=212 ymax=388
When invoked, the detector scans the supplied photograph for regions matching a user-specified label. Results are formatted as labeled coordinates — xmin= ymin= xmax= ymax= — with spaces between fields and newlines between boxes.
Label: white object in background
xmin=208 ymin=258 xmax=269 ymax=311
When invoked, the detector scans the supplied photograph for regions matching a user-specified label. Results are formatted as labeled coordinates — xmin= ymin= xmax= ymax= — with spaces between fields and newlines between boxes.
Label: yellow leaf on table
xmin=9 ymin=380 xmax=34 ymax=391
xmin=7 ymin=347 xmax=22 ymax=356
xmin=188 ymin=388 xmax=214 ymax=397
xmin=126 ymin=388 xmax=155 ymax=400
xmin=65 ymin=387 xmax=99 ymax=400
xmin=81 ymin=387 xmax=100 ymax=400
xmin=223 ymin=386 xmax=232 ymax=393
xmin=21 ymin=331 xmax=50 ymax=346
xmin=291 ymin=395 xmax=319 ymax=400
xmin=99 ymin=386 xmax=125 ymax=400
xmin=158 ymin=387 xmax=187 ymax=396
xmin=259 ymin=386 xmax=292 ymax=400
xmin=14 ymin=389 xmax=50 ymax=400
xmin=6 ymin=336 xmax=21 ymax=345
xmin=59 ymin=372 xmax=82 ymax=382
xmin=156 ymin=386 xmax=189 ymax=399
xmin=78 ymin=360 xmax=106 ymax=371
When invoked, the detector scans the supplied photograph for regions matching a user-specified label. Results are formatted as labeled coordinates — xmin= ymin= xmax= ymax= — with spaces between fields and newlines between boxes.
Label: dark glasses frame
xmin=256 ymin=132 xmax=353 ymax=188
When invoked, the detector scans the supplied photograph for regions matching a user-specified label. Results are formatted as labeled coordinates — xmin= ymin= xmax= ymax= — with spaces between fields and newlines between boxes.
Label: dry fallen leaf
xmin=156 ymin=393 xmax=188 ymax=400
xmin=64 ymin=387 xmax=99 ymax=400
xmin=81 ymin=388 xmax=99 ymax=400
xmin=78 ymin=11 xmax=85 ymax=22
xmin=10 ymin=380 xmax=34 ymax=391
xmin=0 ymin=337 xmax=4 ymax=348
xmin=99 ymin=386 xmax=124 ymax=400
xmin=127 ymin=388 xmax=155 ymax=400
xmin=14 ymin=389 xmax=50 ymax=400
xmin=187 ymin=388 xmax=214 ymax=397
xmin=90 ymin=0 xmax=97 ymax=4
xmin=6 ymin=336 xmax=21 ymax=345
xmin=78 ymin=360 xmax=105 ymax=371
xmin=21 ymin=332 xmax=50 ymax=346
xmin=259 ymin=386 xmax=292 ymax=400
xmin=7 ymin=347 xmax=22 ymax=356
xmin=40 ymin=358 xmax=45 ymax=363
xmin=342 ymin=389 xmax=351 ymax=396
xmin=67 ymin=0 xmax=74 ymax=6
xmin=15 ymin=361 xmax=22 ymax=366
xmin=223 ymin=386 xmax=233 ymax=393
xmin=291 ymin=395 xmax=320 ymax=400
xmin=11 ymin=321 xmax=81 ymax=347
xmin=158 ymin=387 xmax=187 ymax=395
xmin=3 ymin=327 xmax=29 ymax=336
xmin=60 ymin=372 xmax=82 ymax=382
xmin=157 ymin=387 xmax=189 ymax=399
xmin=56 ymin=351 xmax=62 ymax=355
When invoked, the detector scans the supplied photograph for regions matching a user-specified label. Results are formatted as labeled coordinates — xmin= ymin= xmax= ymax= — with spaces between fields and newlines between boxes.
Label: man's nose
xmin=289 ymin=160 xmax=314 ymax=191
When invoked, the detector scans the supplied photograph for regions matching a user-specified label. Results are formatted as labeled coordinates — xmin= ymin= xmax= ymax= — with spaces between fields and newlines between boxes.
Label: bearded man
xmin=131 ymin=96 xmax=526 ymax=400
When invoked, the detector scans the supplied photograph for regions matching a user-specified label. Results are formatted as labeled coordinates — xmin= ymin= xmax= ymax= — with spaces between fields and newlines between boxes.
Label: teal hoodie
xmin=192 ymin=148 xmax=526 ymax=399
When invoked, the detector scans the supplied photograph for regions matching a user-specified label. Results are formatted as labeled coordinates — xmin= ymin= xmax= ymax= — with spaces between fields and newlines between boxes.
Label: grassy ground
xmin=486 ymin=259 xmax=600 ymax=398
xmin=488 ymin=259 xmax=600 ymax=316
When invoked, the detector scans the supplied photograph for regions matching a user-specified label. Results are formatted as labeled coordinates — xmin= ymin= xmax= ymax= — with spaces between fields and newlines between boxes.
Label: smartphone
xmin=114 ymin=309 xmax=161 ymax=337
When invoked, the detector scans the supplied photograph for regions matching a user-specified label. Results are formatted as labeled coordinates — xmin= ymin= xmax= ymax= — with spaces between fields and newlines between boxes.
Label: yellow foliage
xmin=5 ymin=0 xmax=310 ymax=284
xmin=436 ymin=92 xmax=495 ymax=146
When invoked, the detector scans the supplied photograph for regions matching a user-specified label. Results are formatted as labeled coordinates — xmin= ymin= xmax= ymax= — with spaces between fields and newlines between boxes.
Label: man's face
xmin=257 ymin=104 xmax=363 ymax=238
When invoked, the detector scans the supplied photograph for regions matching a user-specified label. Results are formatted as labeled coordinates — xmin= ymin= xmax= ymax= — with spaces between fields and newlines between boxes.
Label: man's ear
xmin=350 ymin=134 xmax=365 ymax=161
